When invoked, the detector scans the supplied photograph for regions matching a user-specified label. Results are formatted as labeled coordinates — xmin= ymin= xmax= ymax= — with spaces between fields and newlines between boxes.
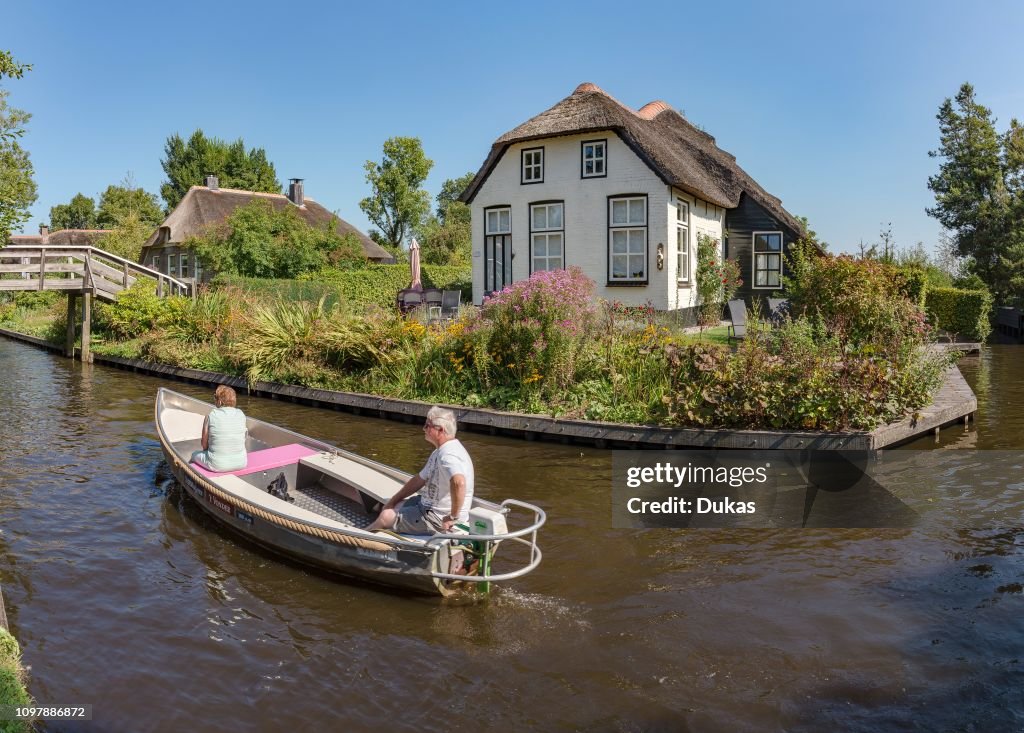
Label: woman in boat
xmin=190 ymin=385 xmax=248 ymax=472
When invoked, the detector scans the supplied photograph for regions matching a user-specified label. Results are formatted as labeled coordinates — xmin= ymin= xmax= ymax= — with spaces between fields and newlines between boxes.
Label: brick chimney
xmin=39 ymin=223 xmax=49 ymax=241
xmin=204 ymin=175 xmax=219 ymax=190
xmin=288 ymin=178 xmax=304 ymax=207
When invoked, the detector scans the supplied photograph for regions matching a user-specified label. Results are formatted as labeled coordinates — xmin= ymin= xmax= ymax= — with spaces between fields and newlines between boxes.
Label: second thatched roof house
xmin=460 ymin=82 xmax=805 ymax=310
xmin=140 ymin=177 xmax=394 ymax=282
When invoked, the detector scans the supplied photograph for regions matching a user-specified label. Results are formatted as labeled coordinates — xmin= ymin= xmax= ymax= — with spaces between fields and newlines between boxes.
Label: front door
xmin=484 ymin=207 xmax=512 ymax=296
xmin=485 ymin=233 xmax=510 ymax=294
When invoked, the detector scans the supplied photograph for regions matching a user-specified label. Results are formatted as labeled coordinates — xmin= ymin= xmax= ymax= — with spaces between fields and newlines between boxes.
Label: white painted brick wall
xmin=470 ymin=132 xmax=724 ymax=310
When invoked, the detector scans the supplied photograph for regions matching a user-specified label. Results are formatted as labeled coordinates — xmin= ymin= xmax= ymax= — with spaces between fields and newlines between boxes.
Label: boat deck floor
xmin=291 ymin=484 xmax=371 ymax=528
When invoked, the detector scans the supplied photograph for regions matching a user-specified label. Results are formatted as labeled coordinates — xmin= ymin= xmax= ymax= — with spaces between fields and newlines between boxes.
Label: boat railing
xmin=426 ymin=498 xmax=546 ymax=583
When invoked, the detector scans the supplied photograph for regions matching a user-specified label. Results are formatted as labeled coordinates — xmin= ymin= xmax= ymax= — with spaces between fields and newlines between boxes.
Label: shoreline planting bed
xmin=1 ymin=251 xmax=959 ymax=435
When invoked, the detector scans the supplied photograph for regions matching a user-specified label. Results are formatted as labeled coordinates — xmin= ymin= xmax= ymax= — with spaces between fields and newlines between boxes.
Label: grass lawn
xmin=679 ymin=326 xmax=732 ymax=346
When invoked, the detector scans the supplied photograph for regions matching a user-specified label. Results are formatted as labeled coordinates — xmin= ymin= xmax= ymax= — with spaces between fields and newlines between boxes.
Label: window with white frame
xmin=608 ymin=196 xmax=647 ymax=282
xmin=180 ymin=253 xmax=190 ymax=279
xmin=485 ymin=207 xmax=511 ymax=235
xmin=753 ymin=231 xmax=783 ymax=288
xmin=150 ymin=255 xmax=161 ymax=273
xmin=581 ymin=139 xmax=606 ymax=178
xmin=168 ymin=253 xmax=178 ymax=278
xmin=521 ymin=147 xmax=544 ymax=184
xmin=676 ymin=201 xmax=690 ymax=283
xmin=194 ymin=257 xmax=204 ymax=283
xmin=531 ymin=202 xmax=564 ymax=272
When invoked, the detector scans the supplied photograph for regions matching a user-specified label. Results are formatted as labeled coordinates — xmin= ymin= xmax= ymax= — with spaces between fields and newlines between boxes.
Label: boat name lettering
xmin=208 ymin=494 xmax=233 ymax=515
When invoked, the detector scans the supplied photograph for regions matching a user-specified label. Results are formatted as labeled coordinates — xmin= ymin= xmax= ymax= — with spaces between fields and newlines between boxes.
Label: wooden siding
xmin=724 ymin=193 xmax=799 ymax=307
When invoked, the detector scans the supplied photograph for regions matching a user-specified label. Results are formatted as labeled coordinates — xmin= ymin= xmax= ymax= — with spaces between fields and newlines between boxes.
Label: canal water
xmin=1 ymin=339 xmax=1022 ymax=732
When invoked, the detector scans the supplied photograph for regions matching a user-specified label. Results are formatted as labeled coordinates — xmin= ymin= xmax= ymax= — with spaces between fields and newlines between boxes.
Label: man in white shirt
xmin=367 ymin=406 xmax=475 ymax=535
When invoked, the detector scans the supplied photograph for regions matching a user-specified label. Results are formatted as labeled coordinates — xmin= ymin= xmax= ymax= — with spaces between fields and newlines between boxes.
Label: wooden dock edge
xmin=0 ymin=327 xmax=978 ymax=451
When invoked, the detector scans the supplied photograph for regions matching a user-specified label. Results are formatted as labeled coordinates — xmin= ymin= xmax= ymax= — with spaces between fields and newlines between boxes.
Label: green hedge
xmin=925 ymin=287 xmax=992 ymax=341
xmin=222 ymin=265 xmax=471 ymax=309
xmin=0 ymin=628 xmax=30 ymax=732
xmin=897 ymin=266 xmax=928 ymax=307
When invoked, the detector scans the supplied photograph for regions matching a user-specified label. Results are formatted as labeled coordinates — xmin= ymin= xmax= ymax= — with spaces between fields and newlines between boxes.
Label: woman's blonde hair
xmin=214 ymin=385 xmax=237 ymax=407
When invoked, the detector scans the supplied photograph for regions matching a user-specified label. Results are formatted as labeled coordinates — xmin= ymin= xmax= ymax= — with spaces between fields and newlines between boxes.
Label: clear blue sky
xmin=5 ymin=0 xmax=1024 ymax=255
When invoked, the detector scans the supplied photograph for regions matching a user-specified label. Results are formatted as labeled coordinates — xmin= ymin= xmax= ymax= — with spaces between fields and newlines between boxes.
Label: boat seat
xmin=192 ymin=443 xmax=319 ymax=479
xmin=161 ymin=408 xmax=206 ymax=444
xmin=299 ymin=451 xmax=406 ymax=504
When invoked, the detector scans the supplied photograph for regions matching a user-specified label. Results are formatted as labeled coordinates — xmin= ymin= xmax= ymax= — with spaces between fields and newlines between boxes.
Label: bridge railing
xmin=0 ymin=245 xmax=189 ymax=300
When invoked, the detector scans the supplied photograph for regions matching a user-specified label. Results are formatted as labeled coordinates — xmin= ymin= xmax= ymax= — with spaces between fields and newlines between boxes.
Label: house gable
xmin=469 ymin=132 xmax=671 ymax=305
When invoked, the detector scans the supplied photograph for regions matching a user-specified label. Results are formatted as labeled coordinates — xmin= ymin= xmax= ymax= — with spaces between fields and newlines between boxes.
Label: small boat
xmin=155 ymin=388 xmax=544 ymax=596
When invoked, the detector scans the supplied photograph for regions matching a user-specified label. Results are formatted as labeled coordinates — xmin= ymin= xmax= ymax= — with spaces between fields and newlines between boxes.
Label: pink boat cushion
xmin=191 ymin=443 xmax=319 ymax=478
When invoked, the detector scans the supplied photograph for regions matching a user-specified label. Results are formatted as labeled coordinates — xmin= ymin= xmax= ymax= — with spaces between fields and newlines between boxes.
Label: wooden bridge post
xmin=37 ymin=248 xmax=46 ymax=290
xmin=81 ymin=291 xmax=93 ymax=364
xmin=65 ymin=292 xmax=77 ymax=357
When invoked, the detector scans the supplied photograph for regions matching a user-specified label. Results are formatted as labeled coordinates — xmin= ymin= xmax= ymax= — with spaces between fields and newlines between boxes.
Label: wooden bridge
xmin=0 ymin=245 xmax=189 ymax=363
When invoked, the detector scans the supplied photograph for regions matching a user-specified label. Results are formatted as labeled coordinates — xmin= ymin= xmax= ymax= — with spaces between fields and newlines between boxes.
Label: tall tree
xmin=186 ymin=200 xmax=365 ymax=279
xmin=50 ymin=193 xmax=97 ymax=230
xmin=160 ymin=130 xmax=281 ymax=212
xmin=416 ymin=172 xmax=474 ymax=266
xmin=97 ymin=180 xmax=163 ymax=229
xmin=96 ymin=210 xmax=152 ymax=262
xmin=0 ymin=51 xmax=36 ymax=240
xmin=359 ymin=137 xmax=433 ymax=253
xmin=927 ymin=83 xmax=1024 ymax=303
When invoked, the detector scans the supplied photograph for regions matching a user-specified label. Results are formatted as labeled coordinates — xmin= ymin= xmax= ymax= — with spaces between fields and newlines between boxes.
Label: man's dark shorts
xmin=392 ymin=496 xmax=446 ymax=534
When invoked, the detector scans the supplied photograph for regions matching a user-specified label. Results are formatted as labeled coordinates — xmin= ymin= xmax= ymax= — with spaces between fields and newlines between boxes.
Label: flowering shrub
xmin=696 ymin=233 xmax=742 ymax=328
xmin=477 ymin=267 xmax=597 ymax=398
xmin=784 ymin=243 xmax=931 ymax=353
xmin=663 ymin=318 xmax=951 ymax=430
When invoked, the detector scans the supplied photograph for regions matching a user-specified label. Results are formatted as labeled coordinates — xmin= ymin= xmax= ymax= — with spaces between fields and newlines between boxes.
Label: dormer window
xmin=581 ymin=139 xmax=606 ymax=178
xmin=522 ymin=147 xmax=544 ymax=184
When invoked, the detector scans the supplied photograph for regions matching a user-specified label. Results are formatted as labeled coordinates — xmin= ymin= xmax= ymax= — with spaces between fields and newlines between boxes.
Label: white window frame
xmin=530 ymin=202 xmax=564 ymax=273
xmin=485 ymin=207 xmax=512 ymax=235
xmin=752 ymin=231 xmax=784 ymax=289
xmin=180 ymin=252 xmax=190 ymax=279
xmin=676 ymin=200 xmax=690 ymax=284
xmin=194 ymin=257 xmax=203 ymax=282
xmin=168 ymin=253 xmax=178 ymax=278
xmin=521 ymin=147 xmax=544 ymax=184
xmin=150 ymin=255 xmax=161 ymax=273
xmin=608 ymin=196 xmax=647 ymax=283
xmin=581 ymin=139 xmax=606 ymax=178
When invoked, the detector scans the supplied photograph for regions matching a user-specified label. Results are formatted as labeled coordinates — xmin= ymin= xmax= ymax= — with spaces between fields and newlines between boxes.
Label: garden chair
xmin=767 ymin=298 xmax=790 ymax=326
xmin=727 ymin=299 xmax=747 ymax=341
xmin=397 ymin=289 xmax=422 ymax=314
xmin=440 ymin=290 xmax=462 ymax=320
xmin=423 ymin=288 xmax=443 ymax=321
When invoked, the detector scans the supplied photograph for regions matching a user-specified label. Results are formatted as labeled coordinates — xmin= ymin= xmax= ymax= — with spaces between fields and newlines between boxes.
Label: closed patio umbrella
xmin=409 ymin=237 xmax=423 ymax=292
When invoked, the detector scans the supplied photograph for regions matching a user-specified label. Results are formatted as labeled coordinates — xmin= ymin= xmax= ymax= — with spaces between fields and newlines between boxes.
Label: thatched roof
xmin=10 ymin=229 xmax=113 ymax=246
xmin=141 ymin=186 xmax=394 ymax=262
xmin=461 ymin=82 xmax=804 ymax=236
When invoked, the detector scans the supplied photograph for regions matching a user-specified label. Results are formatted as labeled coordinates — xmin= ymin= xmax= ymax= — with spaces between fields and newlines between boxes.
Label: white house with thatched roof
xmin=139 ymin=177 xmax=393 ymax=283
xmin=460 ymin=82 xmax=805 ymax=310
